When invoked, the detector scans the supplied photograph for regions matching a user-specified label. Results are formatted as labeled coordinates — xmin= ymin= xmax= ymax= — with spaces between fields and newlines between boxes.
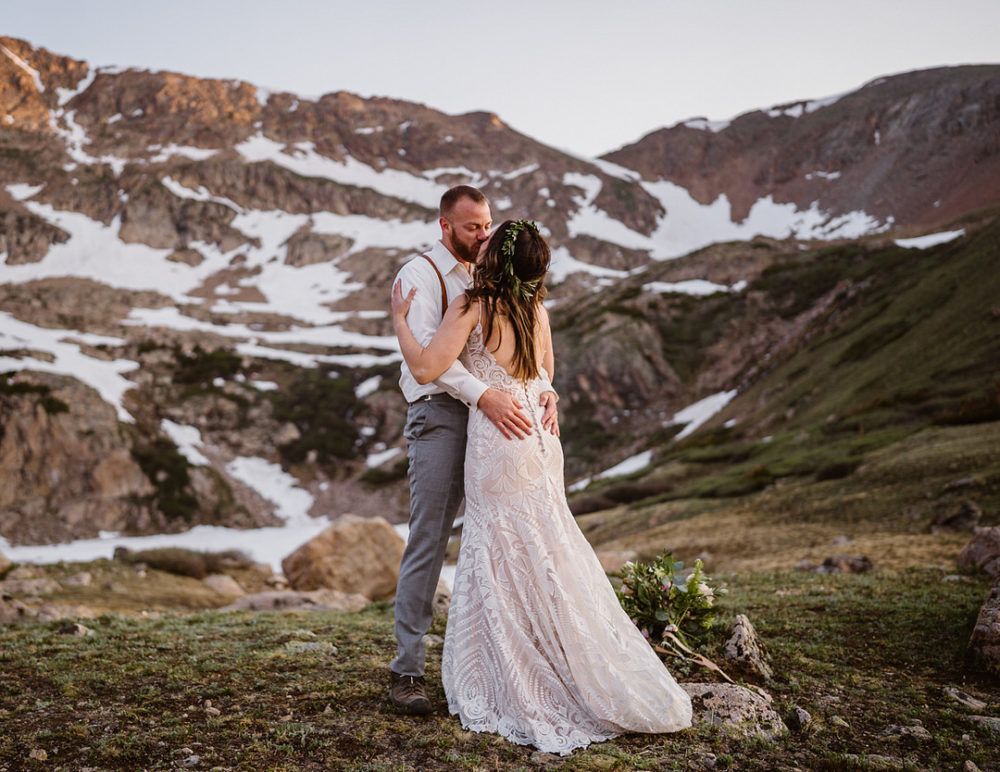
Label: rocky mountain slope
xmin=1 ymin=36 xmax=998 ymax=548
xmin=605 ymin=65 xmax=1000 ymax=235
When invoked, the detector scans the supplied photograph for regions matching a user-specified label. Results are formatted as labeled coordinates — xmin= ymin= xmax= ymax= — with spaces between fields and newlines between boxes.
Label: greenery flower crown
xmin=499 ymin=219 xmax=542 ymax=301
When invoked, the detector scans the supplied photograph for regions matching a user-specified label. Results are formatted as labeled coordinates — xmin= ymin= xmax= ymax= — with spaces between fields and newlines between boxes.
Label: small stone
xmin=29 ymin=748 xmax=48 ymax=761
xmin=878 ymin=723 xmax=932 ymax=740
xmin=422 ymin=633 xmax=444 ymax=648
xmin=814 ymin=555 xmax=873 ymax=574
xmin=58 ymin=622 xmax=96 ymax=637
xmin=841 ymin=754 xmax=907 ymax=769
xmin=205 ymin=706 xmax=221 ymax=717
xmin=62 ymin=571 xmax=92 ymax=587
xmin=182 ymin=754 xmax=200 ymax=768
xmin=944 ymin=686 xmax=987 ymax=710
xmin=830 ymin=715 xmax=850 ymax=728
xmin=203 ymin=573 xmax=245 ymax=596
xmin=944 ymin=477 xmax=979 ymax=493
xmin=970 ymin=715 xmax=1000 ymax=733
xmin=280 ymin=713 xmax=293 ymax=722
xmin=787 ymin=706 xmax=812 ymax=731
xmin=930 ymin=500 xmax=982 ymax=532
xmin=831 ymin=535 xmax=852 ymax=545
xmin=323 ymin=704 xmax=334 ymax=714
xmin=964 ymin=760 xmax=982 ymax=772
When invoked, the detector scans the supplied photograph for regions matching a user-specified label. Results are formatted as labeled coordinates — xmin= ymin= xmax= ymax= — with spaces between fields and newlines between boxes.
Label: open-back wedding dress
xmin=441 ymin=321 xmax=692 ymax=754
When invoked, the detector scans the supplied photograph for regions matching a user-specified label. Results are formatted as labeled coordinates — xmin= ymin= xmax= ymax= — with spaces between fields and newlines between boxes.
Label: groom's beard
xmin=449 ymin=235 xmax=482 ymax=264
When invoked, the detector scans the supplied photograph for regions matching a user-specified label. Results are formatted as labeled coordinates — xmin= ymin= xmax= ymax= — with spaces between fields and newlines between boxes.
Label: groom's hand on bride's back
xmin=477 ymin=389 xmax=532 ymax=440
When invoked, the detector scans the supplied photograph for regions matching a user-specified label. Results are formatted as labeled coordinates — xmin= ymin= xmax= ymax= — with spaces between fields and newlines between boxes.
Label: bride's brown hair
xmin=464 ymin=219 xmax=550 ymax=381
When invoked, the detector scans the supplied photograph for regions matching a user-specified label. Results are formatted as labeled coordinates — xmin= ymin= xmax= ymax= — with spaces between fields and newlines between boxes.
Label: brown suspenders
xmin=420 ymin=254 xmax=449 ymax=320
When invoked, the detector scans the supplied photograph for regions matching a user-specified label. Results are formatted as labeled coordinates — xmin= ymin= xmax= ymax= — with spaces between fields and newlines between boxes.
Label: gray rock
xmin=202 ymin=573 xmax=245 ymax=596
xmin=839 ymin=754 xmax=908 ymax=770
xmin=830 ymin=715 xmax=850 ymax=728
xmin=61 ymin=571 xmax=92 ymax=587
xmin=815 ymin=555 xmax=874 ymax=574
xmin=0 ymin=577 xmax=61 ymax=596
xmin=968 ymin=578 xmax=1000 ymax=674
xmin=58 ymin=622 xmax=96 ymax=637
xmin=680 ymin=683 xmax=787 ymax=739
xmin=944 ymin=477 xmax=980 ymax=493
xmin=787 ymin=706 xmax=812 ymax=731
xmin=220 ymin=589 xmax=368 ymax=613
xmin=959 ymin=527 xmax=1000 ymax=578
xmin=970 ymin=715 xmax=1000 ymax=733
xmin=0 ymin=596 xmax=36 ymax=624
xmin=944 ymin=686 xmax=988 ymax=710
xmin=878 ymin=723 xmax=932 ymax=740
xmin=931 ymin=500 xmax=982 ymax=532
xmin=723 ymin=614 xmax=773 ymax=682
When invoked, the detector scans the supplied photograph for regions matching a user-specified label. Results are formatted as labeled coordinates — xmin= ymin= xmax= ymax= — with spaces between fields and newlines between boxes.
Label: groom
xmin=388 ymin=184 xmax=557 ymax=715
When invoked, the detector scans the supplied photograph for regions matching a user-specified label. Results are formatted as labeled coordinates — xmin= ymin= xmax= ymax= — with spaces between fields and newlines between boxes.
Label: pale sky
xmin=5 ymin=0 xmax=999 ymax=156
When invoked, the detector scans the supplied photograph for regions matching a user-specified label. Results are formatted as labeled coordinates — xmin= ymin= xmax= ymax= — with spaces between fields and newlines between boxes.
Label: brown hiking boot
xmin=388 ymin=671 xmax=432 ymax=715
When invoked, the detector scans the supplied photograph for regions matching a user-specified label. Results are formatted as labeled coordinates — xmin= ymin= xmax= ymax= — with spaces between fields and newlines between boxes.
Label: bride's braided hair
xmin=464 ymin=219 xmax=550 ymax=381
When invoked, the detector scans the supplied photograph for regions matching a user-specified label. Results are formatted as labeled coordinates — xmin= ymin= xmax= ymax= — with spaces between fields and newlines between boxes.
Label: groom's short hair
xmin=440 ymin=185 xmax=489 ymax=219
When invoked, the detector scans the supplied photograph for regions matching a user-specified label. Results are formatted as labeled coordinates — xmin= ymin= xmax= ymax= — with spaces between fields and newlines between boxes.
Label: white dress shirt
xmin=395 ymin=240 xmax=488 ymax=407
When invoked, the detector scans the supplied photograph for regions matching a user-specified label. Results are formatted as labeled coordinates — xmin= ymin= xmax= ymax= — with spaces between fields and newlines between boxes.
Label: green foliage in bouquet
xmin=615 ymin=550 xmax=723 ymax=650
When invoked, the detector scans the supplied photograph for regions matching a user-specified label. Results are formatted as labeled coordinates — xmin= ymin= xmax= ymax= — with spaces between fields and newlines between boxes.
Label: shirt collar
xmin=429 ymin=239 xmax=471 ymax=278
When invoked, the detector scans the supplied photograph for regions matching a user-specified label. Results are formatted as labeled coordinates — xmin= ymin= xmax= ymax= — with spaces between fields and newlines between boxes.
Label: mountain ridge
xmin=1 ymin=35 xmax=998 ymax=549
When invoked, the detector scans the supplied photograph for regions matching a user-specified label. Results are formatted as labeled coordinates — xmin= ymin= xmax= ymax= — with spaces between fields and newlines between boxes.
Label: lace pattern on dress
xmin=441 ymin=322 xmax=692 ymax=755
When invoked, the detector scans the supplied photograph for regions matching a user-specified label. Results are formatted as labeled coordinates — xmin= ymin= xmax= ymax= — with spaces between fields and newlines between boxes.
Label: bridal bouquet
xmin=615 ymin=550 xmax=722 ymax=649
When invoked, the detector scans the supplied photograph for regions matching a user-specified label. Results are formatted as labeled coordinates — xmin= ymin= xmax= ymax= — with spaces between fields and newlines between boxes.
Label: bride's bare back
xmin=479 ymin=302 xmax=554 ymax=383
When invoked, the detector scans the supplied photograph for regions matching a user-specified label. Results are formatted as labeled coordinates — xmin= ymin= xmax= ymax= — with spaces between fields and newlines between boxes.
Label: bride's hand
xmin=391 ymin=279 xmax=417 ymax=321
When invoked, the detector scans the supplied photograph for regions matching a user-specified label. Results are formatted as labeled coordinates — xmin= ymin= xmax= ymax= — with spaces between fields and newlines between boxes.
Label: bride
xmin=391 ymin=219 xmax=692 ymax=754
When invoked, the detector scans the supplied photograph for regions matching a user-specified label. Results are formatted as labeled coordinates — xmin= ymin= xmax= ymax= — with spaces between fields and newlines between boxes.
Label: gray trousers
xmin=391 ymin=394 xmax=468 ymax=677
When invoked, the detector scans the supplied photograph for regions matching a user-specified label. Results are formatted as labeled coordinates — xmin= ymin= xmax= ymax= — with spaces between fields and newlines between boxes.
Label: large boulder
xmin=969 ymin=578 xmax=1000 ymax=674
xmin=959 ymin=527 xmax=1000 ymax=578
xmin=281 ymin=515 xmax=405 ymax=600
xmin=681 ymin=683 xmax=787 ymax=739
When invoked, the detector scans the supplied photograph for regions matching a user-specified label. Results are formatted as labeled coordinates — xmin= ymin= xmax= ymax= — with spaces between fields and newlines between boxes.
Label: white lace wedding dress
xmin=441 ymin=322 xmax=692 ymax=755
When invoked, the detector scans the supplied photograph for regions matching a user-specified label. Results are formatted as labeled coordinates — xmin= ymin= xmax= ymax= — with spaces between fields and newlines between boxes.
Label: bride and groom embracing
xmin=387 ymin=185 xmax=692 ymax=754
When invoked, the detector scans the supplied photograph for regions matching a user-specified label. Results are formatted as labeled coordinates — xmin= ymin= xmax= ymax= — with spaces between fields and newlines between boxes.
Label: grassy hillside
xmin=563 ymin=216 xmax=1000 ymax=570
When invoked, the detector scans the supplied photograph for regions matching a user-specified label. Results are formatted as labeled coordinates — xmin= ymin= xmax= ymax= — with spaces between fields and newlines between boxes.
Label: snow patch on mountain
xmin=0 ymin=312 xmax=137 ymax=422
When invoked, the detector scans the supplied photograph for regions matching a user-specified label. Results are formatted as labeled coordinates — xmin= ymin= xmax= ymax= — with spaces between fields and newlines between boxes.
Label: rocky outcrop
xmin=281 ymin=515 xmax=405 ymax=600
xmin=0 ymin=371 xmax=154 ymax=544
